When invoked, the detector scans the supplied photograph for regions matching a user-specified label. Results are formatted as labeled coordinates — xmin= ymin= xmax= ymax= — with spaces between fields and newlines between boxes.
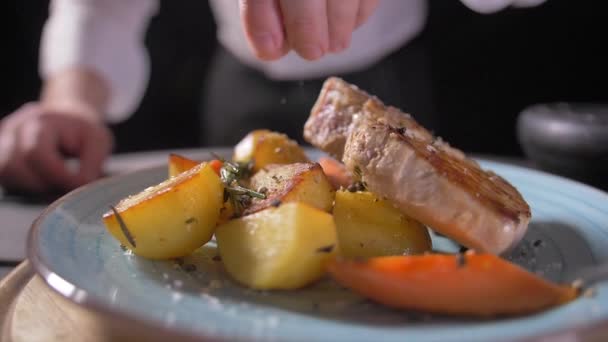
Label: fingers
xmin=239 ymin=0 xmax=288 ymax=60
xmin=356 ymin=0 xmax=380 ymax=28
xmin=279 ymin=0 xmax=329 ymax=60
xmin=20 ymin=117 xmax=82 ymax=190
xmin=75 ymin=124 xmax=113 ymax=183
xmin=0 ymin=104 xmax=111 ymax=193
xmin=241 ymin=0 xmax=381 ymax=60
xmin=326 ymin=0 xmax=359 ymax=53
xmin=0 ymin=121 xmax=47 ymax=191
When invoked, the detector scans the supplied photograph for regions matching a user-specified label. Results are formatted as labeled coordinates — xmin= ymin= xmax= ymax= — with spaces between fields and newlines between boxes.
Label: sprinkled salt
xmin=172 ymin=291 xmax=183 ymax=302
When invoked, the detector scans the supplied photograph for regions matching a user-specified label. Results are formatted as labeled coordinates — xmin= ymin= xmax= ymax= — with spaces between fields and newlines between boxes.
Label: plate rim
xmin=26 ymin=155 xmax=608 ymax=342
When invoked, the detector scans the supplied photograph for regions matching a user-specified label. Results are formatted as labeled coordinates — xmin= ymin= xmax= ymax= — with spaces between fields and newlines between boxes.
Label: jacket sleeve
xmin=39 ymin=0 xmax=159 ymax=122
xmin=459 ymin=0 xmax=546 ymax=14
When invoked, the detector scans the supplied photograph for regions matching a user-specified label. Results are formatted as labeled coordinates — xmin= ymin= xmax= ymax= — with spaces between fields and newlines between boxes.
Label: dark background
xmin=2 ymin=1 xmax=607 ymax=156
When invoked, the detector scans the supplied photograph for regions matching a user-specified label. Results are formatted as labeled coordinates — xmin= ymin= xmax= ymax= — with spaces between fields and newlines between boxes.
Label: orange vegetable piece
xmin=326 ymin=252 xmax=578 ymax=316
xmin=209 ymin=159 xmax=223 ymax=176
xmin=318 ymin=157 xmax=352 ymax=190
xmin=168 ymin=154 xmax=200 ymax=178
xmin=168 ymin=154 xmax=223 ymax=178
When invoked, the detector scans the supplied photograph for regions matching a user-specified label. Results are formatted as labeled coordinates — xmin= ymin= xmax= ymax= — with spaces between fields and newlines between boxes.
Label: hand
xmin=0 ymin=103 xmax=113 ymax=193
xmin=239 ymin=0 xmax=380 ymax=61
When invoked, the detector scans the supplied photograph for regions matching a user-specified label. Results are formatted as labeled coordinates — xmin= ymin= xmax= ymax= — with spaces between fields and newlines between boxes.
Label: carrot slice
xmin=326 ymin=252 xmax=578 ymax=316
xmin=209 ymin=159 xmax=223 ymax=176
xmin=318 ymin=157 xmax=352 ymax=190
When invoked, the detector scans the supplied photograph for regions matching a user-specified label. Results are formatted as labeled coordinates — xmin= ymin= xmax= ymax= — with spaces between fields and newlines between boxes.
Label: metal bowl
xmin=517 ymin=103 xmax=608 ymax=190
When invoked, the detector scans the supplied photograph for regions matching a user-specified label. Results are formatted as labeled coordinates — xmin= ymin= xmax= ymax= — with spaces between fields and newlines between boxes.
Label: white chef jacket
xmin=39 ymin=0 xmax=546 ymax=122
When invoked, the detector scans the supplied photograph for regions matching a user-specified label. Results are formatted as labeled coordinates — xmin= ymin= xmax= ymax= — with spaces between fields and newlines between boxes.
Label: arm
xmin=459 ymin=0 xmax=547 ymax=14
xmin=40 ymin=0 xmax=159 ymax=122
xmin=0 ymin=0 xmax=157 ymax=193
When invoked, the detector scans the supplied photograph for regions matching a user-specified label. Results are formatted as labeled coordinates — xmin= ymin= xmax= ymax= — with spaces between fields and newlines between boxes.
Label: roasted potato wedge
xmin=103 ymin=162 xmax=224 ymax=259
xmin=168 ymin=153 xmax=199 ymax=178
xmin=245 ymin=162 xmax=334 ymax=215
xmin=233 ymin=129 xmax=309 ymax=172
xmin=216 ymin=202 xmax=338 ymax=289
xmin=333 ymin=190 xmax=431 ymax=258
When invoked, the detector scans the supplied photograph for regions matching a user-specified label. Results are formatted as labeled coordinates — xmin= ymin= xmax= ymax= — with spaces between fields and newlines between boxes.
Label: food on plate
xmin=304 ymin=77 xmax=531 ymax=255
xmin=168 ymin=153 xmax=199 ymax=178
xmin=245 ymin=162 xmax=335 ymax=215
xmin=100 ymin=77 xmax=576 ymax=317
xmin=103 ymin=162 xmax=224 ymax=259
xmin=327 ymin=252 xmax=578 ymax=316
xmin=318 ymin=156 xmax=353 ymax=190
xmin=168 ymin=154 xmax=223 ymax=178
xmin=333 ymin=190 xmax=431 ymax=258
xmin=233 ymin=129 xmax=309 ymax=172
xmin=215 ymin=202 xmax=338 ymax=290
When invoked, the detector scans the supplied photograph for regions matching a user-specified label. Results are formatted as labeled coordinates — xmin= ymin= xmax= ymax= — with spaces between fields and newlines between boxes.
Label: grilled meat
xmin=304 ymin=77 xmax=531 ymax=254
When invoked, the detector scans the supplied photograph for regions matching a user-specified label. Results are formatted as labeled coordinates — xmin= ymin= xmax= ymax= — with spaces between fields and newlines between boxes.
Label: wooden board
xmin=0 ymin=262 xmax=199 ymax=342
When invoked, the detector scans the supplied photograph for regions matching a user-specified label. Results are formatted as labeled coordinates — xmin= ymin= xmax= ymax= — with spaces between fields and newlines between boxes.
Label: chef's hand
xmin=239 ymin=0 xmax=380 ymax=61
xmin=0 ymin=103 xmax=113 ymax=193
xmin=0 ymin=68 xmax=113 ymax=193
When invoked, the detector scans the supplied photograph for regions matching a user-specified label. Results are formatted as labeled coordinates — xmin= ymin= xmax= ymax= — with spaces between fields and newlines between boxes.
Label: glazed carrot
xmin=318 ymin=157 xmax=352 ymax=190
xmin=209 ymin=159 xmax=223 ymax=176
xmin=326 ymin=252 xmax=578 ymax=316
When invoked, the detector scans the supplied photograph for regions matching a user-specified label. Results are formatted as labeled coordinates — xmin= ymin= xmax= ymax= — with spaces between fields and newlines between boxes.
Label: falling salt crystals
xmin=200 ymin=293 xmax=223 ymax=310
xmin=173 ymin=279 xmax=184 ymax=288
xmin=162 ymin=273 xmax=169 ymax=280
xmin=123 ymin=249 xmax=134 ymax=256
xmin=172 ymin=291 xmax=183 ymax=302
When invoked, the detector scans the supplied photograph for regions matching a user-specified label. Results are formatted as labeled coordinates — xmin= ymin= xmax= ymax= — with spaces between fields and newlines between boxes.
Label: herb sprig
xmin=212 ymin=153 xmax=266 ymax=217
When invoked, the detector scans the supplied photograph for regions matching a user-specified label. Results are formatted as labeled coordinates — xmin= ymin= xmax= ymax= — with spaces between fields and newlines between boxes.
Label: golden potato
xmin=103 ymin=162 xmax=224 ymax=259
xmin=233 ymin=129 xmax=309 ymax=172
xmin=245 ymin=163 xmax=334 ymax=215
xmin=333 ymin=190 xmax=431 ymax=258
xmin=216 ymin=202 xmax=338 ymax=290
xmin=168 ymin=153 xmax=199 ymax=178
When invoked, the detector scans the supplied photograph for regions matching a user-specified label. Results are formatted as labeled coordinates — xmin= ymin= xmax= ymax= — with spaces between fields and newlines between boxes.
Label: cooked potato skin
xmin=245 ymin=163 xmax=335 ymax=215
xmin=103 ymin=162 xmax=224 ymax=259
xmin=216 ymin=202 xmax=338 ymax=290
xmin=233 ymin=130 xmax=309 ymax=172
xmin=333 ymin=190 xmax=431 ymax=258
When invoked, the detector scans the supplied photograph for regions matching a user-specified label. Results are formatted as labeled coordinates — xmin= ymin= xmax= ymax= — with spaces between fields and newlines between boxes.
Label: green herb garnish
xmin=213 ymin=153 xmax=266 ymax=217
xmin=316 ymin=244 xmax=335 ymax=253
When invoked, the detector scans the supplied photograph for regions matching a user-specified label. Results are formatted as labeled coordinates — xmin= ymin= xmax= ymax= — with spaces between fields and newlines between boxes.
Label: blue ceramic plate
xmin=28 ymin=153 xmax=608 ymax=342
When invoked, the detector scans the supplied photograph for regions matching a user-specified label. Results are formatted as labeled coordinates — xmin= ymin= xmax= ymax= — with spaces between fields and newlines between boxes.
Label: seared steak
xmin=304 ymin=77 xmax=531 ymax=254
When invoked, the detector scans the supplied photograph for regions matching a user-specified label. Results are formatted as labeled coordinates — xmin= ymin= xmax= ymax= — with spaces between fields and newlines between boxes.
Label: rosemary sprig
xmin=110 ymin=205 xmax=136 ymax=248
xmin=212 ymin=152 xmax=266 ymax=217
